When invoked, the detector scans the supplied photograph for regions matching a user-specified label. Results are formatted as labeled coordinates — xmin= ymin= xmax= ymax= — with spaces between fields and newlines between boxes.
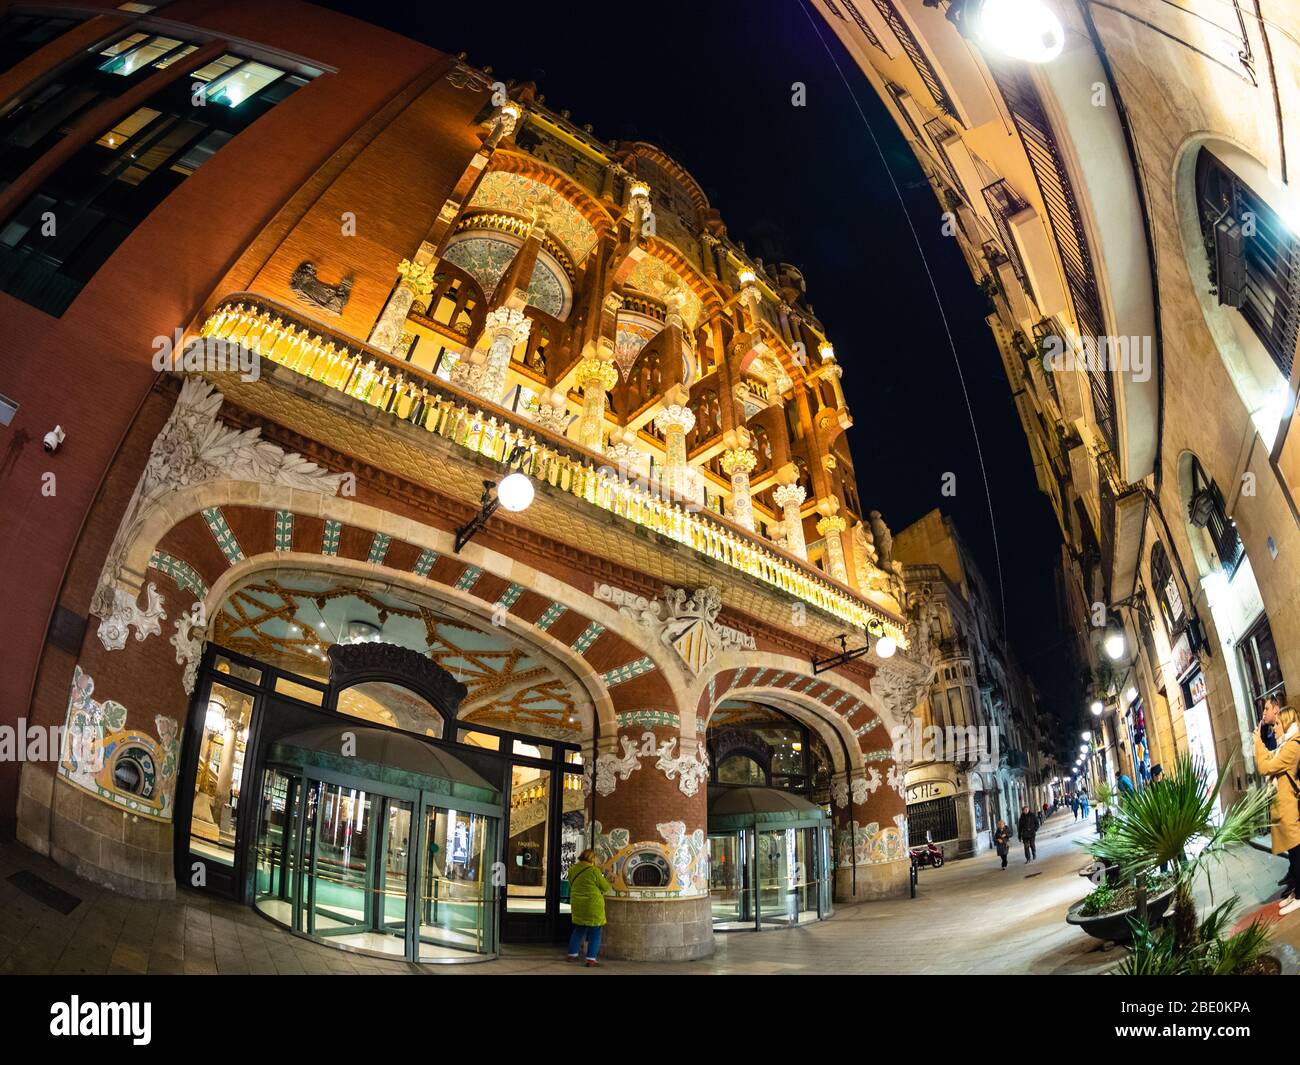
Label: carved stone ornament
xmin=98 ymin=583 xmax=166 ymax=652
xmin=92 ymin=377 xmax=346 ymax=650
xmin=594 ymin=731 xmax=709 ymax=797
xmin=446 ymin=64 xmax=493 ymax=92
xmin=290 ymin=261 xmax=353 ymax=315
xmin=171 ymin=612 xmax=205 ymax=695
xmin=619 ymin=585 xmax=755 ymax=676
xmin=872 ymin=660 xmax=935 ymax=737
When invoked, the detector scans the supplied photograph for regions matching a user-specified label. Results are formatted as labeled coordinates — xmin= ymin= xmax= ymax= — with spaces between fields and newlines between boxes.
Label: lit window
xmin=205 ymin=61 xmax=285 ymax=107
xmin=95 ymin=107 xmax=161 ymax=150
xmin=99 ymin=35 xmax=185 ymax=76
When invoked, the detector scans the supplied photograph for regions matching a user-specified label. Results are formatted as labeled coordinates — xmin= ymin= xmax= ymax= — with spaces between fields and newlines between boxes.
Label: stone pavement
xmin=1 ymin=810 xmax=1295 ymax=975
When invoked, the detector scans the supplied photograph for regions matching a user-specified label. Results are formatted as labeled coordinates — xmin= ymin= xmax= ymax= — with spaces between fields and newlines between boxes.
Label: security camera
xmin=43 ymin=425 xmax=65 ymax=453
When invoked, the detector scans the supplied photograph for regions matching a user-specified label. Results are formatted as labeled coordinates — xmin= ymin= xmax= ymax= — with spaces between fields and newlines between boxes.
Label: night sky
xmin=321 ymin=0 xmax=1079 ymax=755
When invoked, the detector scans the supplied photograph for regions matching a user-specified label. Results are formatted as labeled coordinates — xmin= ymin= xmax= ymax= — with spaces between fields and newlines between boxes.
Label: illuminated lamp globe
xmin=497 ymin=472 xmax=534 ymax=513
xmin=875 ymin=635 xmax=897 ymax=659
xmin=1103 ymin=630 xmax=1127 ymax=660
xmin=1089 ymin=700 xmax=1104 ymax=716
xmin=976 ymin=0 xmax=1065 ymax=63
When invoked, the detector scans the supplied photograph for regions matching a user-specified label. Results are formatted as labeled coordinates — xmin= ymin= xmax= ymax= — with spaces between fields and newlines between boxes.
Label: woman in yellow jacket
xmin=1254 ymin=697 xmax=1300 ymax=916
xmin=566 ymin=849 xmax=613 ymax=966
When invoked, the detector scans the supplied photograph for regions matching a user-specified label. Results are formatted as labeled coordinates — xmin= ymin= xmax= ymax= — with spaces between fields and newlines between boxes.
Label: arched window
xmin=1149 ymin=541 xmax=1184 ymax=637
xmin=1195 ymin=149 xmax=1300 ymax=382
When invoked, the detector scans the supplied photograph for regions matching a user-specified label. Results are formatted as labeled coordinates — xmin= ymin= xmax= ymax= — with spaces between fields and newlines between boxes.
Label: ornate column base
xmin=602 ymin=895 xmax=715 ymax=961
xmin=834 ymin=858 xmax=910 ymax=902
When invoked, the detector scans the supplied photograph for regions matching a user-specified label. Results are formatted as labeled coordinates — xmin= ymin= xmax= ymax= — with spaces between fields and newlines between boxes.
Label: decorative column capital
xmin=816 ymin=495 xmax=841 ymax=518
xmin=816 ymin=514 xmax=848 ymax=537
xmin=664 ymin=287 xmax=688 ymax=329
xmin=772 ymin=483 xmax=806 ymax=510
xmin=576 ymin=356 xmax=619 ymax=392
xmin=396 ymin=258 xmax=436 ymax=297
xmin=654 ymin=404 xmax=696 ymax=435
xmin=494 ymin=101 xmax=521 ymax=137
xmin=484 ymin=306 xmax=531 ymax=345
xmin=720 ymin=447 xmax=757 ymax=476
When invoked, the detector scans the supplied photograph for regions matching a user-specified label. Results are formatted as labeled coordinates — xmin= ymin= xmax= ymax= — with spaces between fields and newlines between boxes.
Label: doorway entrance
xmin=252 ymin=726 xmax=501 ymax=962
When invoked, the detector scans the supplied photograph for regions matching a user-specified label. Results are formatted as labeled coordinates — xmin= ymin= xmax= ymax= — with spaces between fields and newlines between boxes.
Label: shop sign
xmin=1172 ymin=631 xmax=1198 ymax=681
xmin=906 ymin=779 xmax=955 ymax=803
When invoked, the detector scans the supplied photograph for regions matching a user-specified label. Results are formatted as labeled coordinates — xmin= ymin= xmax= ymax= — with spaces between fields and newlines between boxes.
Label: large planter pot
xmin=1066 ymin=886 xmax=1176 ymax=944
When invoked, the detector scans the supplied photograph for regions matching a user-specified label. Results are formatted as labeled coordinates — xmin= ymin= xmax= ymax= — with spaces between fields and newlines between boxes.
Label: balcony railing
xmin=198 ymin=295 xmax=907 ymax=642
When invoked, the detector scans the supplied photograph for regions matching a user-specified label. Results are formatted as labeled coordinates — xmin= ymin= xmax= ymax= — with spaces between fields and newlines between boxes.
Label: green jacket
xmin=567 ymin=860 xmax=612 ymax=926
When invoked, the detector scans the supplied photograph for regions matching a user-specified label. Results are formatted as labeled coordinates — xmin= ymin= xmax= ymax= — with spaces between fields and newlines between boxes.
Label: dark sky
xmin=320 ymin=0 xmax=1078 ymax=752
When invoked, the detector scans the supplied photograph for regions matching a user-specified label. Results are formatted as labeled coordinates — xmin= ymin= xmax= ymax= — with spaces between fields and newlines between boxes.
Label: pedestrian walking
xmin=566 ymin=849 xmax=613 ymax=965
xmin=1016 ymin=803 xmax=1038 ymax=863
xmin=1254 ymin=697 xmax=1300 ymax=915
xmin=1071 ymin=796 xmax=1079 ymax=821
xmin=994 ymin=820 xmax=1012 ymax=869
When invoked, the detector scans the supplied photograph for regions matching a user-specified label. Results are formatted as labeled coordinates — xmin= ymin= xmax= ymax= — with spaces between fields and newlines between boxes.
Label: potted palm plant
xmin=1069 ymin=753 xmax=1275 ymax=971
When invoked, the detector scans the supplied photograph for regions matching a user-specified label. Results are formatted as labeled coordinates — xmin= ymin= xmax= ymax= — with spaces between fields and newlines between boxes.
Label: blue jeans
xmin=568 ymin=923 xmax=603 ymax=959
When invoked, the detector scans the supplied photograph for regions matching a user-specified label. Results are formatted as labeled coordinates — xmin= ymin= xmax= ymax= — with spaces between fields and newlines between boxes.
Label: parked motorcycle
xmin=909 ymin=837 xmax=944 ymax=869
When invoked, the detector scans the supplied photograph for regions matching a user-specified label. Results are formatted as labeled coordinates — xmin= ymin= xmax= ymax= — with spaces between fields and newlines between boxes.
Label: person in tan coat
xmin=1254 ymin=697 xmax=1300 ymax=915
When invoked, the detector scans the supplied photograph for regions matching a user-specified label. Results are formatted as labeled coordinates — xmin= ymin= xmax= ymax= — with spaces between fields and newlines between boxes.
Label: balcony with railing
xmin=197 ymin=295 xmax=908 ymax=642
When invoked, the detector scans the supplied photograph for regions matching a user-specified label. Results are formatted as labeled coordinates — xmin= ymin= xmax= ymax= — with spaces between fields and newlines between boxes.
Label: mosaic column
xmin=720 ymin=447 xmax=757 ymax=531
xmin=817 ymin=512 xmax=849 ymax=583
xmin=772 ymin=483 xmax=807 ymax=559
xmin=832 ymin=759 xmax=910 ymax=902
xmin=653 ymin=404 xmax=696 ymax=502
xmin=369 ymin=256 xmax=436 ymax=353
xmin=452 ymin=306 xmax=530 ymax=403
xmin=575 ymin=356 xmax=619 ymax=453
xmin=589 ymin=719 xmax=712 ymax=960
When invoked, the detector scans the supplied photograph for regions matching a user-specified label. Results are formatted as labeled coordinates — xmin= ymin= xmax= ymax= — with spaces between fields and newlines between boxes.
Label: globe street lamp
xmin=454 ymin=443 xmax=534 ymax=552
xmin=948 ymin=0 xmax=1066 ymax=64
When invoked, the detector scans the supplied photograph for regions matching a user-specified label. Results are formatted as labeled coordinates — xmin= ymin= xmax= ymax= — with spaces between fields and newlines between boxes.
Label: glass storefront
xmin=179 ymin=639 xmax=586 ymax=954
xmin=707 ymin=786 xmax=831 ymax=931
xmin=252 ymin=727 xmax=501 ymax=962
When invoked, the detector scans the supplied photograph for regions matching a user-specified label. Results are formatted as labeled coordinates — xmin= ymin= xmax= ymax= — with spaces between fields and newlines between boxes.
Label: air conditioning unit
xmin=1214 ymin=217 xmax=1248 ymax=308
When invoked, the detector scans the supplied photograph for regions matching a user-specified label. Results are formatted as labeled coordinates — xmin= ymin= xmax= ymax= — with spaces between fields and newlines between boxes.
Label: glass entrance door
xmin=254 ymin=770 xmax=499 ymax=962
xmin=709 ymin=831 xmax=753 ymax=929
xmin=416 ymin=801 xmax=496 ymax=961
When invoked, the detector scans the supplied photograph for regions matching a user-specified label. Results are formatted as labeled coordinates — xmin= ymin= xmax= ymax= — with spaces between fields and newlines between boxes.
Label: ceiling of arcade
xmin=213 ymin=572 xmax=586 ymax=738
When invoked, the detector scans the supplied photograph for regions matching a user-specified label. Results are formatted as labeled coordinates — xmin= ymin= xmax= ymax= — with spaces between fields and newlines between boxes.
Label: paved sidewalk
xmin=1 ymin=811 xmax=1294 ymax=975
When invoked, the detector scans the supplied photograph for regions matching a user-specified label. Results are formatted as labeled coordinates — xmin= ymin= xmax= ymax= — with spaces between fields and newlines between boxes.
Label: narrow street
xmin=3 ymin=812 xmax=1293 ymax=975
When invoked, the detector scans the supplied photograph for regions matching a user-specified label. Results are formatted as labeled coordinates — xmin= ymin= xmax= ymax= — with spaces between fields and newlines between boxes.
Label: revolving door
xmin=252 ymin=725 xmax=502 ymax=962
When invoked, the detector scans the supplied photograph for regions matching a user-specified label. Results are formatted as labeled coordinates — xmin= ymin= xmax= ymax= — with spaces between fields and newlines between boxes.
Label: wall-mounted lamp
xmin=454 ymin=444 xmax=534 ymax=552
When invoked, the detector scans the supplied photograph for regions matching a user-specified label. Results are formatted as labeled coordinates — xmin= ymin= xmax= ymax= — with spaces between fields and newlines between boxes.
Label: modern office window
xmin=0 ymin=33 xmax=200 ymax=189
xmin=1196 ymin=148 xmax=1300 ymax=380
xmin=0 ymin=11 xmax=83 ymax=76
xmin=0 ymin=56 xmax=309 ymax=315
